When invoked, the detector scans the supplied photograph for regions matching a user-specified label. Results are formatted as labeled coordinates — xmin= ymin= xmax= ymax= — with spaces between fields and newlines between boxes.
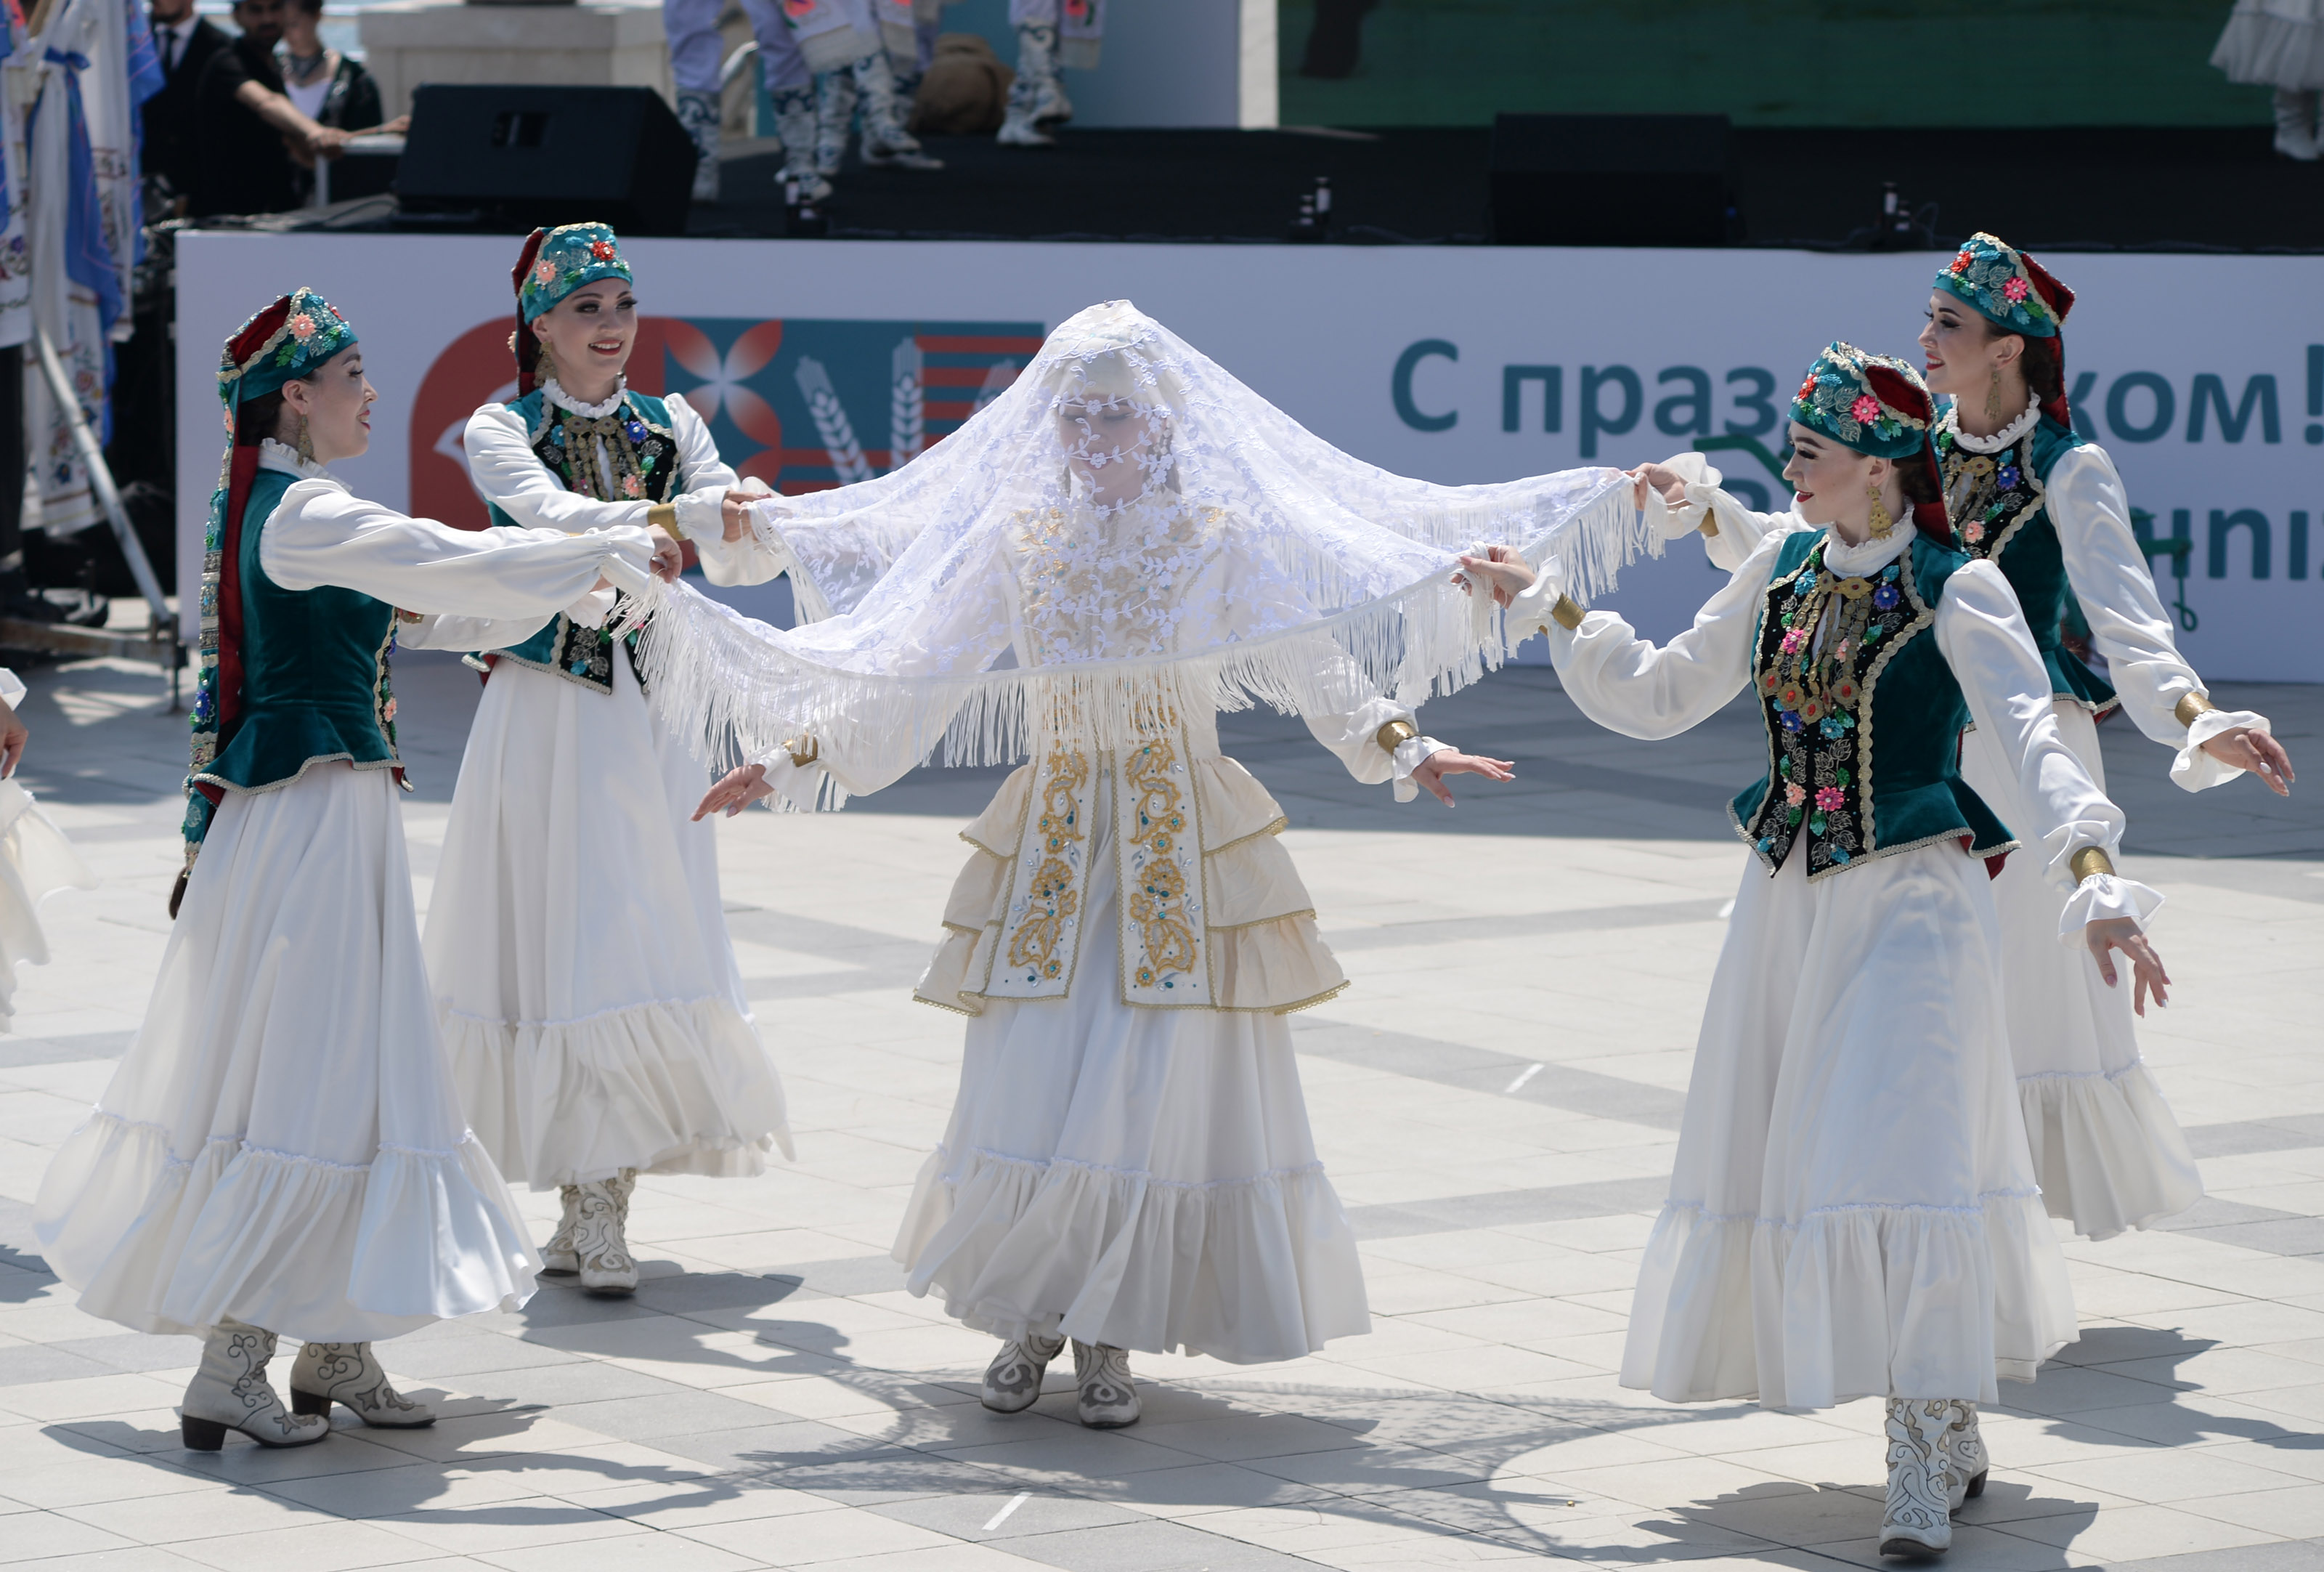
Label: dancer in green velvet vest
xmin=1917 ymin=232 xmax=2295 ymax=1241
xmin=425 ymin=223 xmax=794 ymax=1297
xmin=1458 ymin=344 xmax=2173 ymax=1561
xmin=32 ymin=289 xmax=667 ymax=1451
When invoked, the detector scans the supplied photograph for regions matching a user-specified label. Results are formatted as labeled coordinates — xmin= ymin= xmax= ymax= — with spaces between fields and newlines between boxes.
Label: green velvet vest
xmin=1730 ymin=530 xmax=2015 ymax=880
xmin=475 ymin=388 xmax=678 ymax=694
xmin=1936 ymin=414 xmax=2117 ymax=714
xmin=195 ymin=468 xmax=404 ymax=795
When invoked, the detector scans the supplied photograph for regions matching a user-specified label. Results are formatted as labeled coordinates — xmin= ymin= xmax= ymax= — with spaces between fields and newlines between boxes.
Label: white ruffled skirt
xmin=33 ymin=763 xmax=539 ymax=1341
xmin=1960 ymin=702 xmax=2202 ymax=1239
xmin=0 ymin=778 xmax=96 ymax=1026
xmin=1620 ymin=840 xmax=2077 ymax=1411
xmin=2214 ymin=0 xmax=2324 ymax=89
xmin=893 ymin=766 xmax=1370 ymax=1365
xmin=424 ymin=655 xmax=791 ymax=1190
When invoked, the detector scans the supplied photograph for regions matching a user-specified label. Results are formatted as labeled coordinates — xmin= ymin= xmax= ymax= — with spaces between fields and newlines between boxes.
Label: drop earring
xmin=1984 ymin=365 xmax=2005 ymax=421
xmin=294 ymin=412 xmax=314 ymax=465
xmin=1866 ymin=482 xmax=1896 ymax=540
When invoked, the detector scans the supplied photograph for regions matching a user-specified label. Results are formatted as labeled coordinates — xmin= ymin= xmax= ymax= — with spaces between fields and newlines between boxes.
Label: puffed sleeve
xmin=260 ymin=480 xmax=658 ymax=646
xmin=662 ymin=396 xmax=791 ymax=589
xmin=1300 ymin=657 xmax=1450 ymax=801
xmin=2047 ymin=443 xmax=2270 ymax=790
xmin=1934 ymin=556 xmax=2163 ymax=936
xmin=1519 ymin=524 xmax=1792 ymax=741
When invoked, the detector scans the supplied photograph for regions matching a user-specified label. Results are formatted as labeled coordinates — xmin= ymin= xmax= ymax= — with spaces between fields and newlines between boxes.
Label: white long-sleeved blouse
xmin=1508 ymin=522 xmax=2161 ymax=937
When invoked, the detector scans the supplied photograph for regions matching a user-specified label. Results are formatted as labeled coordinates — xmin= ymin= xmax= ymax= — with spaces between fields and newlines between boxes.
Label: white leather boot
xmin=180 ymin=1319 xmax=330 ymax=1450
xmin=1072 ymin=1340 xmax=1139 ymax=1428
xmin=290 ymin=1342 xmax=436 ymax=1428
xmin=2275 ymin=89 xmax=2320 ymax=161
xmin=676 ymin=87 xmax=723 ymax=201
xmin=773 ymin=86 xmax=834 ymax=203
xmin=1880 ymin=1398 xmax=1953 ymax=1559
xmin=853 ymin=52 xmax=943 ymax=169
xmin=996 ymin=23 xmax=1060 ymax=147
xmin=573 ymin=1168 xmax=640 ymax=1295
xmin=979 ymin=1330 xmax=1065 ymax=1413
xmin=1941 ymin=1398 xmax=1988 ymax=1513
xmin=542 ymin=1184 xmax=583 ymax=1274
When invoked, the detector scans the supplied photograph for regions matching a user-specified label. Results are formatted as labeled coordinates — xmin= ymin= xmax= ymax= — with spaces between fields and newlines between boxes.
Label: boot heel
xmin=1965 ymin=1469 xmax=1988 ymax=1500
xmin=289 ymin=1387 xmax=331 ymax=1419
xmin=181 ymin=1414 xmax=227 ymax=1450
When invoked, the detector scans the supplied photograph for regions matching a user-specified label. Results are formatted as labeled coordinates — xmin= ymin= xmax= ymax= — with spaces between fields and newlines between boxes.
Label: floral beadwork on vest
xmin=1935 ymin=424 xmax=2042 ymax=561
xmin=1741 ymin=540 xmax=1930 ymax=875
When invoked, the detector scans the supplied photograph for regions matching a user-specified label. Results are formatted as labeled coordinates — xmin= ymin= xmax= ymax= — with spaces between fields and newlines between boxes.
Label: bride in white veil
xmin=652 ymin=301 xmax=1638 ymax=1425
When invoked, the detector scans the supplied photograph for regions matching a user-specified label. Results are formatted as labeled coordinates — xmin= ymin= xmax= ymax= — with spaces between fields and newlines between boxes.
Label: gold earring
xmin=294 ymin=412 xmax=314 ymax=464
xmin=536 ymin=342 xmax=556 ymax=384
xmin=1866 ymin=482 xmax=1896 ymax=540
xmin=1985 ymin=365 xmax=2005 ymax=421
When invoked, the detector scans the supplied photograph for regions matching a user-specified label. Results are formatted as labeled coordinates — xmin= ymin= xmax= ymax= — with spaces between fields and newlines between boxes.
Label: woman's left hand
xmin=646 ymin=526 xmax=686 ymax=583
xmin=2087 ymin=917 xmax=2169 ymax=1016
xmin=2199 ymin=725 xmax=2293 ymax=796
xmin=694 ymin=763 xmax=773 ymax=820
xmin=1413 ymin=748 xmax=1516 ymax=806
xmin=1452 ymin=545 xmax=1537 ymax=607
xmin=720 ymin=490 xmax=763 ymax=543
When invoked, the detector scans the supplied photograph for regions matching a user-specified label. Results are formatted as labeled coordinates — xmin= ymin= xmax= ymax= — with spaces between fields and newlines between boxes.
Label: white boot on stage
xmin=1880 ymin=1398 xmax=1954 ymax=1559
xmin=677 ymin=87 xmax=723 ymax=201
xmin=571 ymin=1168 xmax=641 ymax=1296
xmin=290 ymin=1342 xmax=437 ymax=1428
xmin=543 ymin=1183 xmax=583 ymax=1275
xmin=979 ymin=1330 xmax=1065 ymax=1413
xmin=814 ymin=70 xmax=857 ymax=178
xmin=773 ymin=86 xmax=834 ymax=203
xmin=2274 ymin=89 xmax=2320 ymax=161
xmin=853 ymin=52 xmax=943 ymax=170
xmin=180 ymin=1320 xmax=330 ymax=1451
xmin=996 ymin=23 xmax=1063 ymax=147
xmin=1940 ymin=1399 xmax=1989 ymax=1514
xmin=1072 ymin=1340 xmax=1140 ymax=1429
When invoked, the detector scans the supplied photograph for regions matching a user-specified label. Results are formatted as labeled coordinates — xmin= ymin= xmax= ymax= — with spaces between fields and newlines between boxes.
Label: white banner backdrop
xmin=176 ymin=233 xmax=2322 ymax=680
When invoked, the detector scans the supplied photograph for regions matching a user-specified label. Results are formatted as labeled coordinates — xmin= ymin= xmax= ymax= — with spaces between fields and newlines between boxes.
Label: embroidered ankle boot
xmin=290 ymin=1342 xmax=436 ymax=1428
xmin=180 ymin=1319 xmax=330 ymax=1450
xmin=813 ymin=69 xmax=857 ymax=177
xmin=572 ymin=1169 xmax=639 ymax=1295
xmin=543 ymin=1184 xmax=583 ymax=1274
xmin=997 ymin=24 xmax=1060 ymax=147
xmin=1072 ymin=1340 xmax=1139 ymax=1428
xmin=773 ymin=86 xmax=834 ymax=203
xmin=1880 ymin=1398 xmax=1953 ymax=1558
xmin=980 ymin=1330 xmax=1065 ymax=1413
xmin=676 ymin=87 xmax=722 ymax=201
xmin=1941 ymin=1398 xmax=1988 ymax=1513
xmin=853 ymin=52 xmax=943 ymax=169
xmin=2275 ymin=89 xmax=2321 ymax=161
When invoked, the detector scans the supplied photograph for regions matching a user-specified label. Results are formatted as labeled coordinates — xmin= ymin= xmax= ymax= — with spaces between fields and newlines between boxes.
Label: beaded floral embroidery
xmin=1124 ymin=737 xmax=1199 ymax=992
xmin=1935 ymin=421 xmax=2043 ymax=562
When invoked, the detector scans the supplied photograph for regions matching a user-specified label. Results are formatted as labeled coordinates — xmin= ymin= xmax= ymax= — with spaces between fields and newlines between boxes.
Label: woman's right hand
xmin=720 ymin=490 xmax=763 ymax=543
xmin=1452 ymin=545 xmax=1537 ymax=607
xmin=1628 ymin=463 xmax=1690 ymax=510
xmin=694 ymin=762 xmax=773 ymax=820
xmin=2087 ymin=917 xmax=2169 ymax=1016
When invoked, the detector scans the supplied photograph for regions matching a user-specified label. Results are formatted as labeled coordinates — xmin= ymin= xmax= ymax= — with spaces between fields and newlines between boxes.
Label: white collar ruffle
xmin=1821 ymin=524 xmax=1913 ymax=579
xmin=543 ymin=376 xmax=627 ymax=418
xmin=256 ymin=437 xmax=329 ymax=480
xmin=1943 ymin=394 xmax=2040 ymax=454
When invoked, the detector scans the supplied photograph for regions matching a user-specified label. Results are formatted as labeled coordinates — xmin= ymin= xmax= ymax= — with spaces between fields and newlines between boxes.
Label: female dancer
xmin=668 ymin=301 xmax=1634 ymax=1427
xmin=1461 ymin=345 xmax=2169 ymax=1559
xmin=430 ymin=223 xmax=791 ymax=1297
xmin=33 ymin=290 xmax=670 ymax=1449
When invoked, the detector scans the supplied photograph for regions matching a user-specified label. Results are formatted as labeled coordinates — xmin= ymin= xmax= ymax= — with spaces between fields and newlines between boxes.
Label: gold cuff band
xmin=648 ymin=501 xmax=682 ymax=539
xmin=784 ymin=735 xmax=819 ymax=769
xmin=1374 ymin=719 xmax=1418 ymax=755
xmin=2071 ymin=847 xmax=2115 ymax=883
xmin=1550 ymin=593 xmax=1585 ymax=631
xmin=2174 ymin=692 xmax=2216 ymax=729
xmin=1697 ymin=517 xmax=1718 ymax=538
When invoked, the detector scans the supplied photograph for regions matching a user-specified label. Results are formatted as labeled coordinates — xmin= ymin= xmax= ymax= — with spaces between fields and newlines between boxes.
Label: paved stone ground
xmin=0 ymin=648 xmax=2316 ymax=1572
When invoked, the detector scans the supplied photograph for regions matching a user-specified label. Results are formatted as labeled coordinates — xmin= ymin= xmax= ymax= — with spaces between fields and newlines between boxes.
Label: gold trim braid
xmin=1374 ymin=719 xmax=1418 ymax=754
xmin=648 ymin=501 xmax=681 ymax=539
xmin=2174 ymin=692 xmax=2216 ymax=729
xmin=2071 ymin=846 xmax=2116 ymax=883
xmin=1550 ymin=593 xmax=1585 ymax=631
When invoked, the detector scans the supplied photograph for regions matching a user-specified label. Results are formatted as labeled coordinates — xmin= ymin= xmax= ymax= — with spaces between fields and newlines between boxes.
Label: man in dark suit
xmin=141 ymin=0 xmax=228 ymax=213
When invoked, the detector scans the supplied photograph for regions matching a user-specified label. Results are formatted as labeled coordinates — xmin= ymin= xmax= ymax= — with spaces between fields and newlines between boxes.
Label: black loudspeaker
xmin=1490 ymin=114 xmax=1734 ymax=247
xmin=397 ymin=85 xmax=698 ymax=237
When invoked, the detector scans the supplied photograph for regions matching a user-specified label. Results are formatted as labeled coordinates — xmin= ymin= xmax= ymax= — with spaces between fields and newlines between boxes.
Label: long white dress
xmin=0 ymin=668 xmax=98 ymax=1027
xmin=1678 ymin=436 xmax=2249 ymax=1239
xmin=431 ymin=382 xmax=792 ymax=1190
xmin=33 ymin=448 xmax=657 ymax=1340
xmin=1515 ymin=522 xmax=2156 ymax=1409
xmin=2214 ymin=0 xmax=2324 ymax=89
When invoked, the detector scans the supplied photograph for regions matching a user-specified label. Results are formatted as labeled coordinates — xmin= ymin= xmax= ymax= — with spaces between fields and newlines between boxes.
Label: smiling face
xmin=1917 ymin=289 xmax=2021 ymax=402
xmin=532 ymin=279 xmax=637 ymax=392
xmin=1780 ymin=420 xmax=1888 ymax=531
xmin=278 ymin=344 xmax=375 ymax=464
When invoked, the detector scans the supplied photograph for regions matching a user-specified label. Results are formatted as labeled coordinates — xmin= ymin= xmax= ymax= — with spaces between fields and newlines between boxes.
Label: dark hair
xmin=1980 ymin=319 xmax=2065 ymax=413
xmin=1896 ymin=452 xmax=1941 ymax=509
xmin=294 ymin=0 xmax=324 ymax=12
xmin=235 ymin=388 xmax=288 ymax=446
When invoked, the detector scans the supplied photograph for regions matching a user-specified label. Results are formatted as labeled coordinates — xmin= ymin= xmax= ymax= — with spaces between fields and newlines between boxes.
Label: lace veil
xmin=630 ymin=301 xmax=1642 ymax=790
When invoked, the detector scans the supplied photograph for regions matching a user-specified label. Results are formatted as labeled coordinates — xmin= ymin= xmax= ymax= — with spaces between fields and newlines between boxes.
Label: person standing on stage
xmin=997 ymin=0 xmax=1101 ymax=146
xmin=33 ymin=289 xmax=672 ymax=1450
xmin=1460 ymin=344 xmax=2170 ymax=1559
xmin=430 ymin=224 xmax=792 ymax=1299
xmin=2213 ymin=0 xmax=2324 ymax=159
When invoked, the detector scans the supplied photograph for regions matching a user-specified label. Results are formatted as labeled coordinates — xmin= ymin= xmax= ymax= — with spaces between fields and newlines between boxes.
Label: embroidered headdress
xmin=182 ymin=289 xmax=359 ymax=875
xmin=511 ymin=223 xmax=632 ymax=396
xmin=623 ymin=300 xmax=1643 ymax=798
xmin=1789 ymin=341 xmax=1950 ymax=544
xmin=1934 ymin=232 xmax=2076 ymax=429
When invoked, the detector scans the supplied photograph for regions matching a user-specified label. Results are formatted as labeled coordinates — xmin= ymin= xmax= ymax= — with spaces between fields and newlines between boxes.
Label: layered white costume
xmin=1511 ymin=519 xmax=2159 ymax=1409
xmin=35 ymin=447 xmax=657 ymax=1339
xmin=0 ymin=668 xmax=97 ymax=1027
xmin=434 ymin=381 xmax=792 ymax=1190
xmin=1670 ymin=424 xmax=2248 ymax=1239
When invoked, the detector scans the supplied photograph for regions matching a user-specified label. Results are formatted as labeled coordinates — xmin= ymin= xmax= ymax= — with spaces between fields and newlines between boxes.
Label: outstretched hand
xmin=1413 ymin=748 xmax=1515 ymax=806
xmin=2087 ymin=917 xmax=2170 ymax=1016
xmin=2199 ymin=725 xmax=2294 ymax=796
xmin=1628 ymin=462 xmax=1689 ymax=510
xmin=1452 ymin=545 xmax=1538 ymax=607
xmin=694 ymin=762 xmax=773 ymax=820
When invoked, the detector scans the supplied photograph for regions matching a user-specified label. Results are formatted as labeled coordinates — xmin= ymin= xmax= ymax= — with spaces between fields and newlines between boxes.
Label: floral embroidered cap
xmin=516 ymin=222 xmax=631 ymax=323
xmin=215 ymin=285 xmax=358 ymax=416
xmin=1789 ymin=341 xmax=1952 ymax=543
xmin=1933 ymin=231 xmax=2074 ymax=339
